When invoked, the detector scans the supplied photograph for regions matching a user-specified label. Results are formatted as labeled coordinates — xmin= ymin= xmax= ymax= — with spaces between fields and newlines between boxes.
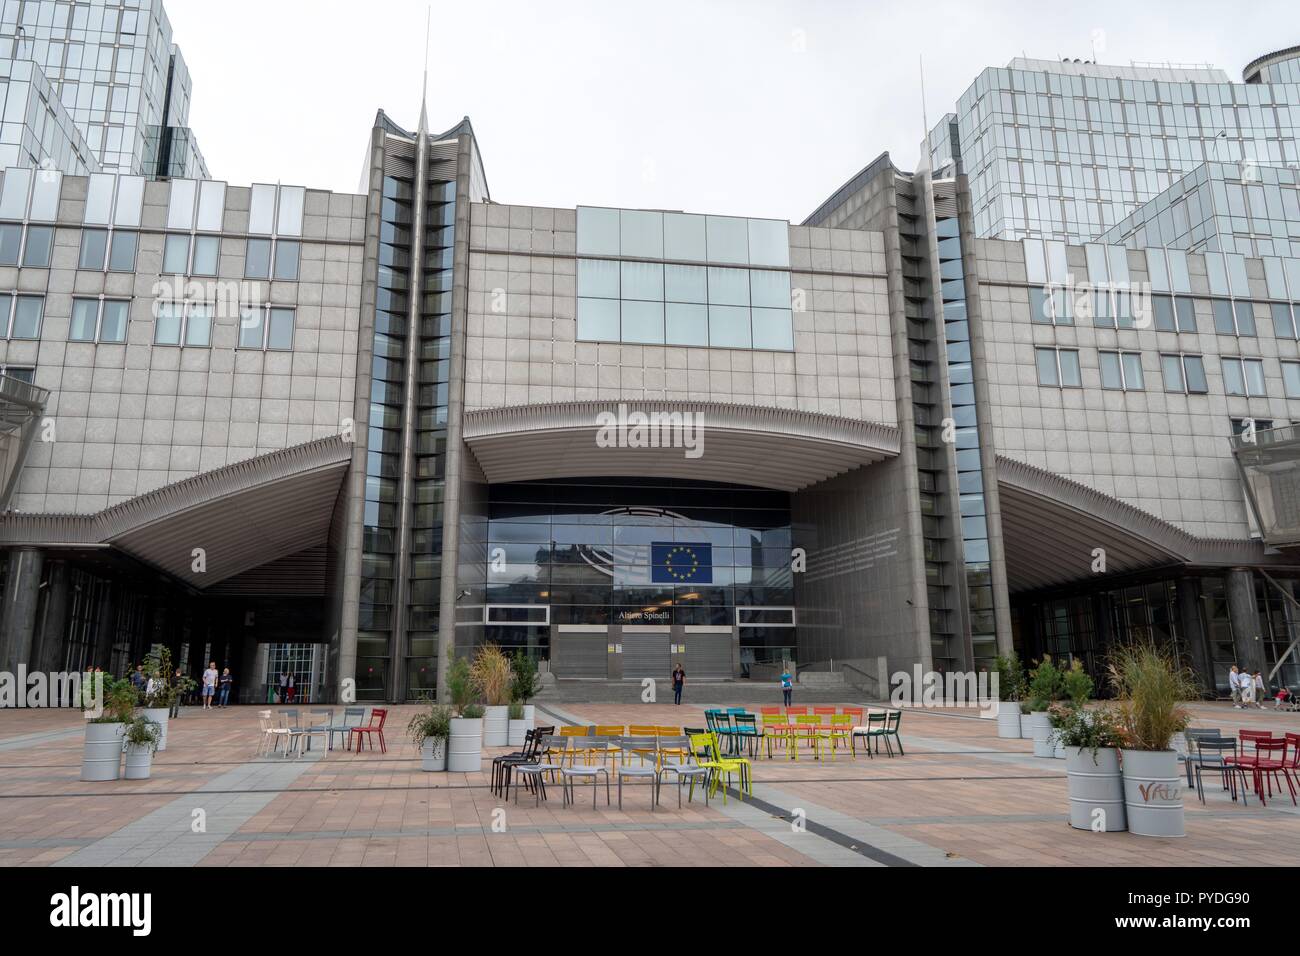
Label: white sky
xmin=165 ymin=0 xmax=1294 ymax=222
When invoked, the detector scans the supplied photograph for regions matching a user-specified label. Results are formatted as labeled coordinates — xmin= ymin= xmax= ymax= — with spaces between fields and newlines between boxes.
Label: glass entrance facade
xmin=485 ymin=478 xmax=792 ymax=664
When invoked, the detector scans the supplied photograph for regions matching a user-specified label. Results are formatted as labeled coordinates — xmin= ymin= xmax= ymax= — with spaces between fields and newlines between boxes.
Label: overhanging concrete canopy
xmin=0 ymin=436 xmax=351 ymax=590
xmin=462 ymin=401 xmax=900 ymax=491
xmin=997 ymin=456 xmax=1282 ymax=593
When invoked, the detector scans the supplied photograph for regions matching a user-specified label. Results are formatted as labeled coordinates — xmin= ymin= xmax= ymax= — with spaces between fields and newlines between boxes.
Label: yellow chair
xmin=794 ymin=715 xmax=829 ymax=760
xmin=828 ymin=714 xmax=854 ymax=758
xmin=560 ymin=726 xmax=594 ymax=766
xmin=693 ymin=732 xmax=751 ymax=802
xmin=762 ymin=713 xmax=794 ymax=760
xmin=594 ymin=725 xmax=625 ymax=765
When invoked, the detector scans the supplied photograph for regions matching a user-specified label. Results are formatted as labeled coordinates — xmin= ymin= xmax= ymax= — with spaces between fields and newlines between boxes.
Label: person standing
xmin=286 ymin=671 xmax=296 ymax=704
xmin=1252 ymin=671 xmax=1266 ymax=709
xmin=201 ymin=661 xmax=218 ymax=711
xmin=1240 ymin=669 xmax=1257 ymax=709
xmin=781 ymin=669 xmax=793 ymax=708
xmin=671 ymin=662 xmax=685 ymax=705
xmin=218 ymin=668 xmax=233 ymax=708
xmin=277 ymin=670 xmax=289 ymax=704
xmin=1229 ymin=665 xmax=1243 ymax=708
xmin=170 ymin=667 xmax=184 ymax=718
xmin=129 ymin=664 xmax=146 ymax=694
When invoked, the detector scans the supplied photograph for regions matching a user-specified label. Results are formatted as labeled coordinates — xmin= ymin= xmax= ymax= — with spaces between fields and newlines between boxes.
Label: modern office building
xmin=3 ymin=36 xmax=1300 ymax=703
xmin=0 ymin=0 xmax=207 ymax=178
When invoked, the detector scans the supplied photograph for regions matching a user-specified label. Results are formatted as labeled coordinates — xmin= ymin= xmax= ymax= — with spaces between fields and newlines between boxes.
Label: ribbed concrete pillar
xmin=32 ymin=560 xmax=69 ymax=673
xmin=1225 ymin=568 xmax=1266 ymax=676
xmin=0 ymin=549 xmax=44 ymax=672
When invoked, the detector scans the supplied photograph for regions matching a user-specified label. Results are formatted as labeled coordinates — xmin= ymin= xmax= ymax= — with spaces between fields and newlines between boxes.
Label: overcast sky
xmin=165 ymin=0 xmax=1293 ymax=222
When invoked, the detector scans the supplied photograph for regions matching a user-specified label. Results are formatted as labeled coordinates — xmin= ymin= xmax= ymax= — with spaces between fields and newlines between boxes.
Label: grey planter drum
xmin=1053 ymin=730 xmax=1067 ymax=759
xmin=1028 ymin=711 xmax=1055 ymax=757
xmin=140 ymin=707 xmax=170 ymax=751
xmin=1120 ymin=749 xmax=1185 ymax=837
xmin=447 ymin=717 xmax=483 ymax=772
xmin=1019 ymin=712 xmax=1032 ymax=739
xmin=996 ymin=701 xmax=1021 ymax=738
xmin=420 ymin=738 xmax=447 ymax=772
xmin=482 ymin=705 xmax=509 ymax=747
xmin=1065 ymin=747 xmax=1127 ymax=831
xmin=521 ymin=705 xmax=535 ymax=724
xmin=81 ymin=722 xmax=124 ymax=781
xmin=507 ymin=719 xmax=528 ymax=747
xmin=123 ymin=743 xmax=154 ymax=780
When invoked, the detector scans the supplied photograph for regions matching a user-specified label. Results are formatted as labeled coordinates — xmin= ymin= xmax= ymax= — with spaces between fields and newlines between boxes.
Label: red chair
xmin=1285 ymin=733 xmax=1300 ymax=798
xmin=785 ymin=705 xmax=808 ymax=716
xmin=1253 ymin=737 xmax=1294 ymax=806
xmin=759 ymin=706 xmax=781 ymax=716
xmin=350 ymin=707 xmax=388 ymax=753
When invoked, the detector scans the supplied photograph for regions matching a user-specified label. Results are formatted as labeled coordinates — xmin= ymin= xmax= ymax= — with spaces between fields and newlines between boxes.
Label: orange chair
xmin=842 ymin=706 xmax=864 ymax=723
xmin=814 ymin=706 xmax=837 ymax=720
xmin=759 ymin=706 xmax=782 ymax=716
xmin=785 ymin=706 xmax=808 ymax=716
xmin=628 ymin=725 xmax=658 ymax=736
xmin=655 ymin=725 xmax=681 ymax=736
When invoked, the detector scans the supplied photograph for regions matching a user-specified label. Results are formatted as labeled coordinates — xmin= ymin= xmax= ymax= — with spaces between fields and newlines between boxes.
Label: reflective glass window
xmin=79 ymin=229 xmax=107 ymax=270
xmin=154 ymin=302 xmax=182 ymax=344
xmin=0 ymin=224 xmax=20 ymax=265
xmin=665 ymin=264 xmax=707 ymax=302
xmin=707 ymin=267 xmax=749 ymax=306
xmin=245 ymin=238 xmax=271 ymax=279
xmin=192 ymin=235 xmax=219 ymax=276
xmin=267 ymin=308 xmax=294 ymax=349
xmin=70 ymin=298 xmax=98 ymax=341
xmin=746 ymin=219 xmax=789 ymax=267
xmin=185 ymin=304 xmax=212 ymax=346
xmin=619 ymin=209 xmax=662 ymax=259
xmin=708 ymin=305 xmax=751 ymax=348
xmin=163 ymin=234 xmax=189 ymax=274
xmin=705 ymin=216 xmax=748 ymax=263
xmin=663 ymin=213 xmax=706 ymax=260
xmin=621 ymin=300 xmax=664 ymax=344
xmin=21 ymin=226 xmax=52 ymax=267
xmin=620 ymin=260 xmax=663 ymax=301
xmin=665 ymin=303 xmax=708 ymax=346
xmin=576 ymin=206 xmax=619 ymax=255
xmin=577 ymin=258 xmax=619 ymax=298
xmin=752 ymin=308 xmax=793 ymax=350
xmin=273 ymin=240 xmax=300 ymax=281
xmin=576 ymin=297 xmax=619 ymax=340
xmin=750 ymin=270 xmax=791 ymax=308
xmin=100 ymin=300 xmax=128 ymax=342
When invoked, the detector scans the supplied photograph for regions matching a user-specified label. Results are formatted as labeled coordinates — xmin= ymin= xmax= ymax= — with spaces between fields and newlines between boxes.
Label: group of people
xmin=668 ymin=663 xmax=796 ymax=707
xmin=1227 ymin=665 xmax=1273 ymax=709
xmin=124 ymin=661 xmax=233 ymax=710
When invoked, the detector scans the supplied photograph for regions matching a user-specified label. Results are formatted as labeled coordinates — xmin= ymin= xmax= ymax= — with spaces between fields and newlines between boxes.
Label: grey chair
xmin=301 ymin=708 xmax=333 ymax=754
xmin=510 ymin=734 xmax=567 ymax=807
xmin=1182 ymin=727 xmax=1221 ymax=786
xmin=275 ymin=709 xmax=306 ymax=757
xmin=656 ymin=735 xmax=711 ymax=807
xmin=616 ymin=736 xmax=660 ymax=810
xmin=1190 ymin=736 xmax=1251 ymax=805
xmin=560 ymin=736 xmax=610 ymax=808
xmin=328 ymin=707 xmax=367 ymax=750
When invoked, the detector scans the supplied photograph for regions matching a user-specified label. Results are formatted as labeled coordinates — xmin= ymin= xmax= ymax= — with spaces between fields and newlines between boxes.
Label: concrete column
xmin=1225 ymin=568 xmax=1266 ymax=676
xmin=1177 ymin=578 xmax=1213 ymax=694
xmin=0 ymin=548 xmax=43 ymax=672
xmin=32 ymin=560 xmax=69 ymax=673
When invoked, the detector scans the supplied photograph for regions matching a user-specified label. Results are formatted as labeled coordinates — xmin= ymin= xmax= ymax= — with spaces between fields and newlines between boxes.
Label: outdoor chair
xmin=852 ymin=711 xmax=887 ymax=758
xmin=657 ymin=735 xmax=711 ymax=807
xmin=732 ymin=714 xmax=761 ymax=759
xmin=692 ymin=731 xmax=751 ymax=802
xmin=325 ymin=707 xmax=366 ymax=750
xmin=256 ymin=709 xmax=294 ymax=757
xmin=1190 ymin=737 xmax=1251 ymax=805
xmin=1182 ymin=727 xmax=1222 ymax=786
xmin=1252 ymin=737 xmax=1294 ymax=805
xmin=301 ymin=709 xmax=333 ymax=754
xmin=878 ymin=709 xmax=904 ymax=756
xmin=560 ymin=736 xmax=611 ymax=808
xmin=510 ymin=737 xmax=566 ymax=807
xmin=828 ymin=714 xmax=854 ymax=755
xmin=275 ymin=709 xmax=307 ymax=757
xmin=616 ymin=736 xmax=660 ymax=810
xmin=762 ymin=713 xmax=794 ymax=760
xmin=349 ymin=707 xmax=388 ymax=753
xmin=491 ymin=728 xmax=541 ymax=796
xmin=793 ymin=714 xmax=828 ymax=760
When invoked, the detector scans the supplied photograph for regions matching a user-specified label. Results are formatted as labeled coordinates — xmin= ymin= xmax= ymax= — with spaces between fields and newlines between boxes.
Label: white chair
xmin=301 ymin=709 xmax=332 ymax=755
xmin=256 ymin=709 xmax=293 ymax=757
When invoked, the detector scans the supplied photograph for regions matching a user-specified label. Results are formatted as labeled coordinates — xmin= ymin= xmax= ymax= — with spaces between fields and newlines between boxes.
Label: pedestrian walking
xmin=671 ymin=662 xmax=685 ymax=705
xmin=1253 ymin=671 xmax=1266 ymax=709
xmin=1229 ymin=665 xmax=1243 ymax=708
xmin=201 ymin=661 xmax=218 ymax=710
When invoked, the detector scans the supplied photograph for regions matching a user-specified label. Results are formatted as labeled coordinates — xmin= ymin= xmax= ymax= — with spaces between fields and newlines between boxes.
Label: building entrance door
xmin=620 ymin=626 xmax=670 ymax=680
xmin=551 ymin=626 xmax=609 ymax=679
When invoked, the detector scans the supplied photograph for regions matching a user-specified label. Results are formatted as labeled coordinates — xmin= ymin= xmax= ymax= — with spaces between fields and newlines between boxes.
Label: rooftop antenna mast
xmin=919 ymin=54 xmax=932 ymax=174
xmin=419 ymin=5 xmax=431 ymax=131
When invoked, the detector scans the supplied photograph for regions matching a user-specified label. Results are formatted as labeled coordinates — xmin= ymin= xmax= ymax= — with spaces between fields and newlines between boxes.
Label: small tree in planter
xmin=137 ymin=646 xmax=177 ymax=751
xmin=1047 ymin=659 xmax=1094 ymax=757
xmin=508 ymin=650 xmax=539 ymax=745
xmin=470 ymin=643 xmax=513 ymax=747
xmin=446 ymin=654 xmax=486 ymax=772
xmin=121 ymin=715 xmax=162 ymax=780
xmin=1109 ymin=641 xmax=1197 ymax=838
xmin=1025 ymin=655 xmax=1064 ymax=756
xmin=407 ymin=700 xmax=453 ymax=772
xmin=81 ymin=677 xmax=137 ymax=782
xmin=993 ymin=651 xmax=1026 ymax=738
xmin=1052 ymin=702 xmax=1127 ymax=831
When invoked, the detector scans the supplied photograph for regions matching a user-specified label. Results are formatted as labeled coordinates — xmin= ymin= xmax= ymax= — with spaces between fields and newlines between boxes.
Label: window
xmin=245 ymin=238 xmax=272 ymax=279
xmin=1152 ymin=294 xmax=1176 ymax=332
xmin=19 ymin=225 xmax=52 ymax=268
xmin=5 ymin=295 xmax=44 ymax=339
xmin=192 ymin=236 xmax=219 ymax=276
xmin=1231 ymin=418 xmax=1274 ymax=438
xmin=163 ymin=234 xmax=189 ymax=274
xmin=184 ymin=304 xmax=212 ymax=346
xmin=273 ymin=240 xmax=299 ymax=281
xmin=1161 ymin=353 xmax=1208 ymax=394
xmin=153 ymin=303 xmax=183 ymax=344
xmin=0 ymin=365 xmax=35 ymax=384
xmin=1099 ymin=350 xmax=1144 ymax=390
xmin=576 ymin=298 xmax=618 ymax=341
xmin=1283 ymin=361 xmax=1300 ymax=399
xmin=108 ymin=231 xmax=136 ymax=271
xmin=79 ymin=229 xmax=108 ymax=269
xmin=1174 ymin=296 xmax=1197 ymax=333
xmin=0 ymin=224 xmax=21 ymax=265
xmin=1034 ymin=347 xmax=1081 ymax=387
xmin=238 ymin=305 xmax=295 ymax=350
xmin=1271 ymin=302 xmax=1296 ymax=339
xmin=70 ymin=297 xmax=129 ymax=343
xmin=1213 ymin=299 xmax=1256 ymax=336
xmin=1221 ymin=357 xmax=1267 ymax=397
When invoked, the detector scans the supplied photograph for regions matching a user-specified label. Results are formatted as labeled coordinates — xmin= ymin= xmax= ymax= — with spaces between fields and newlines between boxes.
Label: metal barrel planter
xmin=140 ymin=707 xmax=170 ymax=751
xmin=123 ymin=743 xmax=153 ymax=780
xmin=1019 ymin=711 xmax=1032 ymax=739
xmin=81 ymin=722 xmax=124 ymax=781
xmin=420 ymin=738 xmax=447 ymax=772
xmin=996 ymin=701 xmax=1021 ymax=738
xmin=1120 ymin=749 xmax=1185 ymax=837
xmin=1028 ymin=711 xmax=1055 ymax=757
xmin=447 ymin=717 xmax=483 ymax=772
xmin=1065 ymin=747 xmax=1127 ymax=831
xmin=482 ymin=705 xmax=509 ymax=747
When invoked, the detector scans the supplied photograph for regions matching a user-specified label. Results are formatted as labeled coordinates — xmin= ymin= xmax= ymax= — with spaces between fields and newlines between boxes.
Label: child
xmin=1275 ymin=686 xmax=1292 ymax=710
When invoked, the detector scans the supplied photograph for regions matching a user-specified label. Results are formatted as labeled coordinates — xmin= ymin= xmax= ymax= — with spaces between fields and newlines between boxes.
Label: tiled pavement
xmin=0 ymin=700 xmax=1296 ymax=866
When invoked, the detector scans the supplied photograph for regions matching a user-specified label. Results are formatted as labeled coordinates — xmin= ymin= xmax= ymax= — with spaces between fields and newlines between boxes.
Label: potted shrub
xmin=1025 ymin=655 xmax=1064 ymax=757
xmin=1053 ymin=703 xmax=1127 ymax=832
xmin=81 ymin=676 xmax=136 ymax=782
xmin=994 ymin=651 xmax=1026 ymax=739
xmin=446 ymin=654 xmax=485 ymax=772
xmin=1050 ymin=659 xmax=1094 ymax=758
xmin=510 ymin=649 xmax=538 ymax=730
xmin=407 ymin=701 xmax=452 ymax=772
xmin=1109 ymin=641 xmax=1197 ymax=838
xmin=470 ymin=643 xmax=512 ymax=747
xmin=136 ymin=646 xmax=176 ymax=751
xmin=121 ymin=715 xmax=162 ymax=780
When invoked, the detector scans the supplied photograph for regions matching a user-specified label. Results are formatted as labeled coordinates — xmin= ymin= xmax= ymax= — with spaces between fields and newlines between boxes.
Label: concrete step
xmin=534 ymin=679 xmax=870 ymax=705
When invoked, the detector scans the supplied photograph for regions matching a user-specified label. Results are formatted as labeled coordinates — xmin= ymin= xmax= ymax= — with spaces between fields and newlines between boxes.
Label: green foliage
xmin=1026 ymin=654 xmax=1065 ymax=712
xmin=121 ymin=715 xmax=161 ymax=752
xmin=447 ymin=654 xmax=475 ymax=716
xmin=1048 ymin=703 xmax=1125 ymax=756
xmin=1061 ymin=658 xmax=1094 ymax=707
xmin=510 ymin=650 xmax=538 ymax=704
xmin=461 ymin=703 xmax=485 ymax=719
xmin=508 ymin=701 xmax=524 ymax=720
xmin=138 ymin=646 xmax=178 ymax=708
xmin=1108 ymin=641 xmax=1197 ymax=751
xmin=89 ymin=677 xmax=137 ymax=724
xmin=994 ymin=651 xmax=1026 ymax=702
xmin=406 ymin=701 xmax=453 ymax=749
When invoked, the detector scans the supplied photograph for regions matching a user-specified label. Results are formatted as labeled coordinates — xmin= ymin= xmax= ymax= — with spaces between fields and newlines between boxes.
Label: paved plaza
xmin=0 ymin=701 xmax=1297 ymax=867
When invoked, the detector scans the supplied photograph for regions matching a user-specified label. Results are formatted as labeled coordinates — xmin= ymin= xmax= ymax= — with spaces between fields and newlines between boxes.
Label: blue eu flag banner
xmin=651 ymin=542 xmax=712 ymax=584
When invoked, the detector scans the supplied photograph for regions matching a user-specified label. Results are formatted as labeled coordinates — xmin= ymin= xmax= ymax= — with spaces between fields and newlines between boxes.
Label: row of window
xmin=1031 ymin=287 xmax=1300 ymax=339
xmin=1035 ymin=345 xmax=1300 ymax=398
xmin=0 ymin=293 xmax=296 ymax=350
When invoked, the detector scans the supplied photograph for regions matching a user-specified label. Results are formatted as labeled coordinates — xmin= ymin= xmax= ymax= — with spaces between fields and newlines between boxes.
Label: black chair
xmin=1191 ymin=737 xmax=1252 ymax=805
xmin=491 ymin=727 xmax=555 ymax=796
xmin=1182 ymin=727 xmax=1221 ymax=786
